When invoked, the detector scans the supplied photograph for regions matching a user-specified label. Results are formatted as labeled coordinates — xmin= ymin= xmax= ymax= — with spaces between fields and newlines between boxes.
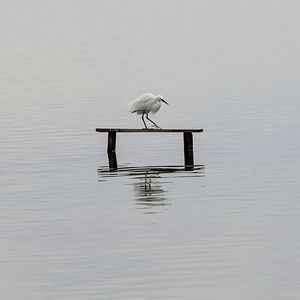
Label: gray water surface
xmin=1 ymin=1 xmax=300 ymax=299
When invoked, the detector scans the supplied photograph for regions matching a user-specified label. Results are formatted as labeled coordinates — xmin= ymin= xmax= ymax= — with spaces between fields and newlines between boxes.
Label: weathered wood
xmin=107 ymin=131 xmax=117 ymax=170
xmin=96 ymin=128 xmax=203 ymax=170
xmin=184 ymin=132 xmax=194 ymax=170
xmin=96 ymin=128 xmax=203 ymax=133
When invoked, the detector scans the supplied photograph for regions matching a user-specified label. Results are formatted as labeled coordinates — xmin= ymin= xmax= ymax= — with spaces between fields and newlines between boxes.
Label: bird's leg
xmin=141 ymin=113 xmax=147 ymax=129
xmin=146 ymin=113 xmax=161 ymax=129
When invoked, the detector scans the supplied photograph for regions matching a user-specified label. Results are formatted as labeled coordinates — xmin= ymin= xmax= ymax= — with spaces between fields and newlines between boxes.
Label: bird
xmin=127 ymin=93 xmax=169 ymax=129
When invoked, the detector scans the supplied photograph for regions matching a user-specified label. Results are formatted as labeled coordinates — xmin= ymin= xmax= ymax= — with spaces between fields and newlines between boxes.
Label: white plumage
xmin=127 ymin=93 xmax=169 ymax=128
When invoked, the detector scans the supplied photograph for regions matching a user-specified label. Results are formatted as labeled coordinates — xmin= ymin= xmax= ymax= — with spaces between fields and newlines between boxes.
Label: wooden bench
xmin=96 ymin=128 xmax=203 ymax=170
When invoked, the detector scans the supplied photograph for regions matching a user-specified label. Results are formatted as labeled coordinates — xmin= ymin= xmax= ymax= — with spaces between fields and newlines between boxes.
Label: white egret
xmin=127 ymin=93 xmax=169 ymax=128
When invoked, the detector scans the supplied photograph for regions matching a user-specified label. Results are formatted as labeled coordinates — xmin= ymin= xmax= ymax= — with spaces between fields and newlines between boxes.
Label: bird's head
xmin=157 ymin=95 xmax=169 ymax=105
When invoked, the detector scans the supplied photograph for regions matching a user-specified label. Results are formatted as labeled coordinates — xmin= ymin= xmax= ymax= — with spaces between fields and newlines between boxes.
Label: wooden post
xmin=107 ymin=131 xmax=117 ymax=170
xmin=184 ymin=132 xmax=194 ymax=170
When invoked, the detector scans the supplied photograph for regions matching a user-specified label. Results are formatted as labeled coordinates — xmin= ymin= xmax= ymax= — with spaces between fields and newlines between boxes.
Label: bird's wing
xmin=127 ymin=93 xmax=156 ymax=113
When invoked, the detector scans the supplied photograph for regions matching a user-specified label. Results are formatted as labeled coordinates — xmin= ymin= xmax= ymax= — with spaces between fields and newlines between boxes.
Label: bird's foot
xmin=151 ymin=125 xmax=161 ymax=129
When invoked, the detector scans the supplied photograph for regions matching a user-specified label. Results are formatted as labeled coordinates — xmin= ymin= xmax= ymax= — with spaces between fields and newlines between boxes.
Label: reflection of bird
xmin=133 ymin=173 xmax=167 ymax=211
xmin=127 ymin=93 xmax=169 ymax=129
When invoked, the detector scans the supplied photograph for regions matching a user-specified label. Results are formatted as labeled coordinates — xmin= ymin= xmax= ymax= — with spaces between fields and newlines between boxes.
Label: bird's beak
xmin=161 ymin=99 xmax=169 ymax=105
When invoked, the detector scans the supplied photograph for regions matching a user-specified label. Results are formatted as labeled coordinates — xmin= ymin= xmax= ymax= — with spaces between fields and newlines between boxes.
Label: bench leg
xmin=107 ymin=132 xmax=118 ymax=170
xmin=184 ymin=132 xmax=194 ymax=170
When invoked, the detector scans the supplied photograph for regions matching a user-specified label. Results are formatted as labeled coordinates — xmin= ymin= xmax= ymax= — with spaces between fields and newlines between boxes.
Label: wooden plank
xmin=96 ymin=128 xmax=203 ymax=133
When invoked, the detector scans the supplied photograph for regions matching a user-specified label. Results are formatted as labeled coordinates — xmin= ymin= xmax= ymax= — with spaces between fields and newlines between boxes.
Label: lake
xmin=1 ymin=1 xmax=300 ymax=299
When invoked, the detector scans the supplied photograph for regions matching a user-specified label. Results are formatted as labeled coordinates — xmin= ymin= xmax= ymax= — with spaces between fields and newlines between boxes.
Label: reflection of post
xmin=184 ymin=132 xmax=194 ymax=170
xmin=107 ymin=131 xmax=117 ymax=170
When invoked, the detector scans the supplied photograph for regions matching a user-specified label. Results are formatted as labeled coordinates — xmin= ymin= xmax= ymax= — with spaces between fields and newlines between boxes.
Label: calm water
xmin=1 ymin=1 xmax=300 ymax=299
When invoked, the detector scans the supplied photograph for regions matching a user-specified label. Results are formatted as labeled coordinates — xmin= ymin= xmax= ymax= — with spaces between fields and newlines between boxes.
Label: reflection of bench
xmin=95 ymin=128 xmax=204 ymax=171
